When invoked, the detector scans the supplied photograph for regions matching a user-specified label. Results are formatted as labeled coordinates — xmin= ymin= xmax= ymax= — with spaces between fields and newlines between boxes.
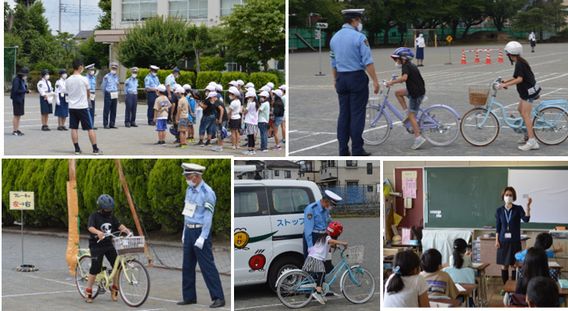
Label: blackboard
xmin=424 ymin=166 xmax=568 ymax=229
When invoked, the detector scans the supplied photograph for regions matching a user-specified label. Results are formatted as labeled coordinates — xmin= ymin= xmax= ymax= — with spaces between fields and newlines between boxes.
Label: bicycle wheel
xmin=340 ymin=266 xmax=376 ymax=304
xmin=533 ymin=107 xmax=568 ymax=145
xmin=75 ymin=256 xmax=100 ymax=299
xmin=460 ymin=108 xmax=500 ymax=146
xmin=118 ymin=259 xmax=150 ymax=307
xmin=276 ymin=270 xmax=315 ymax=309
xmin=420 ymin=106 xmax=460 ymax=146
xmin=362 ymin=105 xmax=390 ymax=146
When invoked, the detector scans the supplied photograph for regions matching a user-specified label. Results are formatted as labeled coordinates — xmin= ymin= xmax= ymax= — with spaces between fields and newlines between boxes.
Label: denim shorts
xmin=521 ymin=94 xmax=538 ymax=103
xmin=405 ymin=89 xmax=424 ymax=114
xmin=273 ymin=116 xmax=283 ymax=126
xmin=156 ymin=119 xmax=167 ymax=131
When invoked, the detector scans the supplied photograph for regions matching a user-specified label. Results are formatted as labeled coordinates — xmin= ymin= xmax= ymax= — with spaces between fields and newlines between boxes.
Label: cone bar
xmin=460 ymin=49 xmax=467 ymax=65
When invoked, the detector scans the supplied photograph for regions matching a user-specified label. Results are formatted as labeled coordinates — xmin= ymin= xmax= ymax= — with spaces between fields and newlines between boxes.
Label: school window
xmin=168 ymin=0 xmax=188 ymax=18
xmin=270 ymin=187 xmax=312 ymax=214
xmin=167 ymin=0 xmax=207 ymax=20
xmin=367 ymin=185 xmax=373 ymax=192
xmin=220 ymin=0 xmax=242 ymax=17
xmin=367 ymin=163 xmax=373 ymax=174
xmin=346 ymin=181 xmax=359 ymax=187
xmin=346 ymin=160 xmax=357 ymax=167
xmin=122 ymin=0 xmax=158 ymax=22
xmin=274 ymin=170 xmax=280 ymax=177
xmin=284 ymin=171 xmax=291 ymax=178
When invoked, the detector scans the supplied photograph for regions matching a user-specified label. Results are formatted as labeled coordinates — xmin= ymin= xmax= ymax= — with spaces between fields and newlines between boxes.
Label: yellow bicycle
xmin=75 ymin=230 xmax=150 ymax=307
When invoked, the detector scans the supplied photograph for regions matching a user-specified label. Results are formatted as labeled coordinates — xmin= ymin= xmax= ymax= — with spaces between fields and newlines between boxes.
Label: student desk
xmin=473 ymin=262 xmax=490 ymax=307
xmin=429 ymin=298 xmax=461 ymax=307
xmin=503 ymin=280 xmax=568 ymax=307
xmin=390 ymin=243 xmax=420 ymax=252
xmin=456 ymin=283 xmax=478 ymax=308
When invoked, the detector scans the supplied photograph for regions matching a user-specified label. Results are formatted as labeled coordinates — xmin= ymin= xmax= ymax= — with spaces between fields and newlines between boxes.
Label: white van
xmin=234 ymin=177 xmax=322 ymax=291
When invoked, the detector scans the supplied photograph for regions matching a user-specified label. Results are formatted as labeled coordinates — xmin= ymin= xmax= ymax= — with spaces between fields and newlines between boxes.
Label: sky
xmin=6 ymin=0 xmax=104 ymax=36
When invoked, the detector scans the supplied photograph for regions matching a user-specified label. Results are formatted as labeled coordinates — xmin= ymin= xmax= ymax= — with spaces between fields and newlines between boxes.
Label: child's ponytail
xmin=517 ymin=56 xmax=531 ymax=70
xmin=452 ymin=238 xmax=467 ymax=269
xmin=386 ymin=250 xmax=421 ymax=294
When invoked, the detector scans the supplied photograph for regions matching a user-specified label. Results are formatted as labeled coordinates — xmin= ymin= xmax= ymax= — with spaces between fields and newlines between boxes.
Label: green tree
xmin=486 ymin=0 xmax=526 ymax=31
xmin=78 ymin=35 xmax=109 ymax=68
xmin=221 ymin=0 xmax=285 ymax=71
xmin=204 ymin=26 xmax=230 ymax=58
xmin=5 ymin=1 xmax=14 ymax=33
xmin=118 ymin=15 xmax=188 ymax=69
xmin=186 ymin=23 xmax=212 ymax=73
xmin=96 ymin=0 xmax=111 ymax=30
xmin=513 ymin=0 xmax=568 ymax=37
xmin=54 ymin=31 xmax=79 ymax=69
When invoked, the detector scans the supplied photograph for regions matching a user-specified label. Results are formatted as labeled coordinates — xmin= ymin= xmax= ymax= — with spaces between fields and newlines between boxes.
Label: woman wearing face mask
xmin=54 ymin=69 xmax=69 ymax=131
xmin=10 ymin=67 xmax=31 ymax=136
xmin=495 ymin=186 xmax=531 ymax=289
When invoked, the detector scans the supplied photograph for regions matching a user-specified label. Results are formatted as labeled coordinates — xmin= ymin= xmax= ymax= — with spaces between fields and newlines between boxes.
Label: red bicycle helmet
xmin=327 ymin=221 xmax=343 ymax=238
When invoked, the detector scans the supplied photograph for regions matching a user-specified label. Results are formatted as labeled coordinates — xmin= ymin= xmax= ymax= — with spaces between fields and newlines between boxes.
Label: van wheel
xmin=268 ymin=257 xmax=303 ymax=292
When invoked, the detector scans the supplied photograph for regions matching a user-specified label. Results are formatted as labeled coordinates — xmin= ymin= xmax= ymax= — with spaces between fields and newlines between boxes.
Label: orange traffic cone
xmin=498 ymin=47 xmax=504 ymax=63
xmin=460 ymin=49 xmax=467 ymax=65
xmin=485 ymin=50 xmax=492 ymax=65
xmin=474 ymin=48 xmax=480 ymax=63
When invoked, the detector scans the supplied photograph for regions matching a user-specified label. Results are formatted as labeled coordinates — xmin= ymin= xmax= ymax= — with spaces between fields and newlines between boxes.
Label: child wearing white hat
xmin=183 ymin=84 xmax=197 ymax=142
xmin=242 ymin=90 xmax=259 ymax=155
xmin=257 ymin=91 xmax=271 ymax=152
xmin=153 ymin=84 xmax=171 ymax=146
xmin=175 ymin=86 xmax=189 ymax=149
xmin=227 ymin=87 xmax=242 ymax=149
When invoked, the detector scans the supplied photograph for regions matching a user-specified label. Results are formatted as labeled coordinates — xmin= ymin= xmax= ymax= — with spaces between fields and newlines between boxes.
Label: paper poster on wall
xmin=402 ymin=171 xmax=417 ymax=199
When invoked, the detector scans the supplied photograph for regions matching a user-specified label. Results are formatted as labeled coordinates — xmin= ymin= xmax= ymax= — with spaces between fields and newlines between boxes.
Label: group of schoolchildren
xmin=152 ymin=79 xmax=286 ymax=154
xmin=385 ymin=39 xmax=541 ymax=151
xmin=384 ymin=232 xmax=563 ymax=308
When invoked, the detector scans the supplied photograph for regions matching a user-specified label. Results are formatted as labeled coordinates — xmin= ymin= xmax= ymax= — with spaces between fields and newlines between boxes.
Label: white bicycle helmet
xmin=504 ymin=41 xmax=522 ymax=56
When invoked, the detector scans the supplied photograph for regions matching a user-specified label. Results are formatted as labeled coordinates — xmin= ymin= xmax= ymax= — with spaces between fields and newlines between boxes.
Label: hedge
xmin=27 ymin=68 xmax=73 ymax=91
xmin=2 ymin=159 xmax=231 ymax=237
xmin=249 ymin=72 xmax=279 ymax=89
xmin=195 ymin=71 xmax=222 ymax=90
xmin=220 ymin=72 xmax=249 ymax=90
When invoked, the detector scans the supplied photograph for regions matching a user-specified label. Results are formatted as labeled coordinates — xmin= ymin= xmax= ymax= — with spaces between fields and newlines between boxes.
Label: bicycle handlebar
xmin=97 ymin=229 xmax=133 ymax=243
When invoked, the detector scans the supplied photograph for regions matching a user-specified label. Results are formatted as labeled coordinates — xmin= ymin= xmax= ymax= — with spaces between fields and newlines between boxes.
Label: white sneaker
xmin=311 ymin=292 xmax=325 ymax=305
xmin=518 ymin=140 xmax=540 ymax=151
xmin=517 ymin=135 xmax=528 ymax=144
xmin=411 ymin=136 xmax=427 ymax=150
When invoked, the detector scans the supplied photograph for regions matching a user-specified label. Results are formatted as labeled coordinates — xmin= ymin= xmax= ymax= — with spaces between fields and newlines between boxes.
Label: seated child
xmin=516 ymin=232 xmax=562 ymax=280
xmin=384 ymin=250 xmax=430 ymax=307
xmin=516 ymin=247 xmax=550 ymax=295
xmin=420 ymin=248 xmax=460 ymax=299
xmin=450 ymin=238 xmax=473 ymax=269
xmin=526 ymin=276 xmax=559 ymax=307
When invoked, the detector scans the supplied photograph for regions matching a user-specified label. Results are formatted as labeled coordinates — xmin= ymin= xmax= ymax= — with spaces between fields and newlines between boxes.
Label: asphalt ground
xmin=233 ymin=217 xmax=381 ymax=311
xmin=289 ymin=42 xmax=568 ymax=156
xmin=3 ymin=91 xmax=286 ymax=157
xmin=2 ymin=230 xmax=232 ymax=311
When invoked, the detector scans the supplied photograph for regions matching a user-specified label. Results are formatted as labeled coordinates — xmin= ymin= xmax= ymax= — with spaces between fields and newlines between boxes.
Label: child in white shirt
xmin=384 ymin=250 xmax=430 ymax=307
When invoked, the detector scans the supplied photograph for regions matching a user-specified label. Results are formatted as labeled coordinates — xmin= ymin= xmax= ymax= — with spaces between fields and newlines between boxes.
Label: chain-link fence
xmin=4 ymin=47 xmax=17 ymax=86
xmin=323 ymin=184 xmax=380 ymax=215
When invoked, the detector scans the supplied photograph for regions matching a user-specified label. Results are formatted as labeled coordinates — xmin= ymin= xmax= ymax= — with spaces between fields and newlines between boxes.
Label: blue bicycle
xmin=362 ymin=74 xmax=461 ymax=146
xmin=460 ymin=77 xmax=568 ymax=146
xmin=275 ymin=245 xmax=375 ymax=308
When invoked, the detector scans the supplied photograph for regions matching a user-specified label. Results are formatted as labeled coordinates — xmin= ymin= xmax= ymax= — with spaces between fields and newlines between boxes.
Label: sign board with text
xmin=10 ymin=191 xmax=35 ymax=210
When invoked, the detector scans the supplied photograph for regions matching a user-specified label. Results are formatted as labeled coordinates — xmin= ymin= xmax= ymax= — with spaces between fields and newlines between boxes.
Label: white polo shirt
xmin=66 ymin=74 xmax=90 ymax=109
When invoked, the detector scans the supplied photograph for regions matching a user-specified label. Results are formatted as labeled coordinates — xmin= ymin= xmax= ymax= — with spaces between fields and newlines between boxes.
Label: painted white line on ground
xmin=24 ymin=274 xmax=76 ymax=287
xmin=289 ymin=138 xmax=338 ymax=154
xmin=539 ymin=73 xmax=568 ymax=83
xmin=539 ymin=88 xmax=565 ymax=98
xmin=145 ymin=296 xmax=231 ymax=310
xmin=2 ymin=290 xmax=77 ymax=298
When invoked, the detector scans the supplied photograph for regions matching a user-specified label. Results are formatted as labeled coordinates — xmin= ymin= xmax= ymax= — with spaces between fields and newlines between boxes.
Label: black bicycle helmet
xmin=97 ymin=194 xmax=115 ymax=210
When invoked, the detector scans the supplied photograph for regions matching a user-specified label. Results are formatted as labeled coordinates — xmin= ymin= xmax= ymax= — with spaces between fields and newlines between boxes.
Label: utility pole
xmin=79 ymin=0 xmax=81 ymax=32
xmin=59 ymin=0 xmax=61 ymax=33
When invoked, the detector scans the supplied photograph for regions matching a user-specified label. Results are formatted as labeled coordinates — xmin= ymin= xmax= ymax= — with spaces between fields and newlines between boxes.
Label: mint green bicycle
xmin=75 ymin=230 xmax=150 ymax=307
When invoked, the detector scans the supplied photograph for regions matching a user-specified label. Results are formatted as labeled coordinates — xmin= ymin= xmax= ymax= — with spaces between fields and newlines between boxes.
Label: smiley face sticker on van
xmin=234 ymin=228 xmax=278 ymax=250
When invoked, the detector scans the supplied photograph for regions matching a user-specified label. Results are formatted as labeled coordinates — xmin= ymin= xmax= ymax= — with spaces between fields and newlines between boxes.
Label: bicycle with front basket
xmin=363 ymin=74 xmax=461 ymax=146
xmin=75 ymin=230 xmax=151 ymax=307
xmin=460 ymin=77 xmax=568 ymax=146
xmin=275 ymin=245 xmax=375 ymax=309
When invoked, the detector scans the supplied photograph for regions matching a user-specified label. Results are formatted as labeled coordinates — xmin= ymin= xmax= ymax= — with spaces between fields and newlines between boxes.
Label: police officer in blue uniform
xmin=303 ymin=190 xmax=342 ymax=261
xmin=84 ymin=64 xmax=97 ymax=129
xmin=178 ymin=163 xmax=225 ymax=308
xmin=101 ymin=62 xmax=120 ymax=129
xmin=330 ymin=9 xmax=380 ymax=156
xmin=124 ymin=67 xmax=139 ymax=128
xmin=145 ymin=65 xmax=160 ymax=125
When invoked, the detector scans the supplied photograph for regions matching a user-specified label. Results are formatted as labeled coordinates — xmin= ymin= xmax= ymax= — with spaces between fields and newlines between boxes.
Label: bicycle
xmin=75 ymin=230 xmax=151 ymax=307
xmin=362 ymin=74 xmax=461 ymax=146
xmin=460 ymin=77 xmax=568 ymax=146
xmin=275 ymin=245 xmax=375 ymax=309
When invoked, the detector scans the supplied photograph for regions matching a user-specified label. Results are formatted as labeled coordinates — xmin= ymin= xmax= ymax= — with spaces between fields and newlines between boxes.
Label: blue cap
xmin=172 ymin=68 xmax=180 ymax=74
xmin=41 ymin=69 xmax=50 ymax=76
xmin=59 ymin=69 xmax=68 ymax=75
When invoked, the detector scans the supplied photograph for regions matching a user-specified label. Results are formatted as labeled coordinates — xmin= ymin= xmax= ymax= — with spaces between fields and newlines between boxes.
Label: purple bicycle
xmin=362 ymin=74 xmax=461 ymax=146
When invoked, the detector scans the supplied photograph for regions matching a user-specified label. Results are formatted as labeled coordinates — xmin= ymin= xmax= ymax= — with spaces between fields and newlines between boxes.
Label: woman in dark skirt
xmin=415 ymin=32 xmax=425 ymax=67
xmin=10 ymin=68 xmax=31 ymax=136
xmin=495 ymin=186 xmax=531 ymax=288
